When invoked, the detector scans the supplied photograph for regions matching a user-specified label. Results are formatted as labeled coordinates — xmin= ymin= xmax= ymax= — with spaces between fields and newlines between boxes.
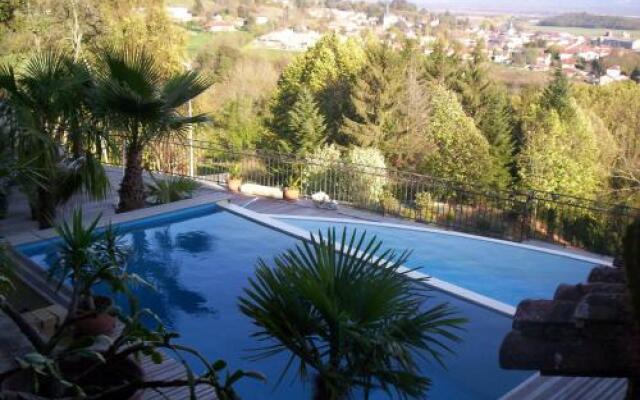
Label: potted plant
xmin=283 ymin=175 xmax=301 ymax=201
xmin=48 ymin=210 xmax=127 ymax=336
xmin=0 ymin=213 xmax=263 ymax=399
xmin=227 ymin=163 xmax=242 ymax=192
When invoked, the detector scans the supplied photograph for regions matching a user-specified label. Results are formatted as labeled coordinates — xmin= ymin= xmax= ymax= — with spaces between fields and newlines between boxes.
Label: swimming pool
xmin=19 ymin=205 xmax=530 ymax=399
xmin=273 ymin=216 xmax=602 ymax=307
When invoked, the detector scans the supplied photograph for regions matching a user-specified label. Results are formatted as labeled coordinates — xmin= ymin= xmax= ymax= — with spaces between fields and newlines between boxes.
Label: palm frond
xmin=239 ymin=229 xmax=467 ymax=399
xmin=162 ymin=71 xmax=214 ymax=109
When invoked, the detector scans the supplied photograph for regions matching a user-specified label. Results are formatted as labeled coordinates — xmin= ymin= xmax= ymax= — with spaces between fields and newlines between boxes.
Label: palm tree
xmin=93 ymin=48 xmax=212 ymax=212
xmin=0 ymin=52 xmax=109 ymax=228
xmin=239 ymin=229 xmax=467 ymax=400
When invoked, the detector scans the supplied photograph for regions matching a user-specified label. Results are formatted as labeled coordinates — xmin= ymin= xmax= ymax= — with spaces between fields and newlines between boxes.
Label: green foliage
xmin=423 ymin=40 xmax=463 ymax=88
xmin=228 ymin=163 xmax=242 ymax=180
xmin=342 ymin=41 xmax=403 ymax=148
xmin=0 ymin=51 xmax=109 ymax=228
xmin=380 ymin=190 xmax=401 ymax=214
xmin=239 ymin=229 xmax=466 ymax=400
xmin=271 ymin=34 xmax=365 ymax=145
xmin=346 ymin=146 xmax=387 ymax=206
xmin=516 ymin=92 xmax=610 ymax=197
xmin=94 ymin=46 xmax=213 ymax=212
xmin=303 ymin=144 xmax=342 ymax=192
xmin=214 ymin=97 xmax=266 ymax=151
xmin=1 ymin=212 xmax=260 ymax=399
xmin=475 ymin=86 xmax=515 ymax=189
xmin=287 ymin=88 xmax=326 ymax=155
xmin=146 ymin=174 xmax=200 ymax=205
xmin=573 ymin=82 xmax=640 ymax=205
xmin=49 ymin=210 xmax=131 ymax=310
xmin=541 ymin=68 xmax=572 ymax=118
xmin=420 ymin=83 xmax=494 ymax=187
xmin=415 ymin=192 xmax=434 ymax=221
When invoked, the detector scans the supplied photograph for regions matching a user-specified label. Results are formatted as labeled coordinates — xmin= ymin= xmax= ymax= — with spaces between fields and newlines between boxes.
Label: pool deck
xmin=0 ymin=169 xmax=624 ymax=400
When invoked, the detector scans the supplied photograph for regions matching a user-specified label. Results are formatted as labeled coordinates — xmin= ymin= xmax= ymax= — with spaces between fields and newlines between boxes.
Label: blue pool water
xmin=276 ymin=218 xmax=599 ymax=306
xmin=20 ymin=206 xmax=530 ymax=399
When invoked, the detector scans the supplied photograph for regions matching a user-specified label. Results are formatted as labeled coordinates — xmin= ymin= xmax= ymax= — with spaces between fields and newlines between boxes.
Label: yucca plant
xmin=93 ymin=47 xmax=213 ymax=212
xmin=146 ymin=173 xmax=200 ymax=205
xmin=239 ymin=229 xmax=467 ymax=400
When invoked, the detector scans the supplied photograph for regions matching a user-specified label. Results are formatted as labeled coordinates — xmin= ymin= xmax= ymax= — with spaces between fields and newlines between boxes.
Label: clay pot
xmin=74 ymin=295 xmax=116 ymax=337
xmin=283 ymin=187 xmax=300 ymax=201
xmin=228 ymin=178 xmax=242 ymax=192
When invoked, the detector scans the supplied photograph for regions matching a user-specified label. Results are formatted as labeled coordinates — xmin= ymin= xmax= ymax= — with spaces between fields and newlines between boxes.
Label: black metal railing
xmin=105 ymin=136 xmax=640 ymax=256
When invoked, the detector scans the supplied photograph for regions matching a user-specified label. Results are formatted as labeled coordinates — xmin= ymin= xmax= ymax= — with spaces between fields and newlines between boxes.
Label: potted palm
xmin=283 ymin=175 xmax=301 ymax=201
xmin=227 ymin=163 xmax=243 ymax=192
xmin=239 ymin=229 xmax=467 ymax=400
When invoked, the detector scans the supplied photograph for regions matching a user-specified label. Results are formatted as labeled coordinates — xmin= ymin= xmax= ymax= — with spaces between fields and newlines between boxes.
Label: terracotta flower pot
xmin=283 ymin=187 xmax=300 ymax=201
xmin=228 ymin=178 xmax=242 ymax=192
xmin=74 ymin=295 xmax=116 ymax=337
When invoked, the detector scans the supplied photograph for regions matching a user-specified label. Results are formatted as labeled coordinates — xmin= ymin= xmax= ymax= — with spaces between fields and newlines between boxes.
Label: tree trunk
xmin=313 ymin=374 xmax=346 ymax=400
xmin=118 ymin=146 xmax=145 ymax=212
xmin=36 ymin=187 xmax=56 ymax=229
xmin=313 ymin=374 xmax=332 ymax=400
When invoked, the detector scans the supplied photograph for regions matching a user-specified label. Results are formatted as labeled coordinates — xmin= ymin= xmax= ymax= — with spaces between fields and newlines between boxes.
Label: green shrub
xmin=345 ymin=147 xmax=387 ymax=207
xmin=379 ymin=191 xmax=400 ymax=215
xmin=415 ymin=192 xmax=434 ymax=222
xmin=146 ymin=174 xmax=200 ymax=205
xmin=303 ymin=144 xmax=342 ymax=194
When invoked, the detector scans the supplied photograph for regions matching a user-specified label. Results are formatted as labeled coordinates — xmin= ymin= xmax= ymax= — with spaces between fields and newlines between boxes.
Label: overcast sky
xmin=412 ymin=0 xmax=640 ymax=17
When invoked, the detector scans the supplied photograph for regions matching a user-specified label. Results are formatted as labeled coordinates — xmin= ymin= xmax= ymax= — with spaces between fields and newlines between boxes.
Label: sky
xmin=412 ymin=0 xmax=640 ymax=17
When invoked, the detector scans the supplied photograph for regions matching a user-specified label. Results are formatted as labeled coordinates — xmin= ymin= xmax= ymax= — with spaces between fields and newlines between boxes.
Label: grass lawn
xmin=186 ymin=31 xmax=255 ymax=54
xmin=186 ymin=30 xmax=297 ymax=64
xmin=489 ymin=64 xmax=551 ymax=91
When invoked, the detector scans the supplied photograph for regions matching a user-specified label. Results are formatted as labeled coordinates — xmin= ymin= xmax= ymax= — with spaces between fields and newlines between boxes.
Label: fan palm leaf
xmin=0 ymin=51 xmax=109 ymax=228
xmin=239 ymin=229 xmax=467 ymax=400
xmin=93 ymin=46 xmax=213 ymax=212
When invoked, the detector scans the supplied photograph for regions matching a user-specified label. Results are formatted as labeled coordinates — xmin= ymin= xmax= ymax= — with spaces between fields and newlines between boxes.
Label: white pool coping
xmin=218 ymin=201 xmax=518 ymax=317
xmin=266 ymin=214 xmax=614 ymax=267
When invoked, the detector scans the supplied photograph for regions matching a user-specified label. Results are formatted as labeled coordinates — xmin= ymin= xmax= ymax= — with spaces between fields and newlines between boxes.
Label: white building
xmin=255 ymin=16 xmax=269 ymax=25
xmin=206 ymin=21 xmax=237 ymax=32
xmin=254 ymin=29 xmax=321 ymax=51
xmin=166 ymin=6 xmax=193 ymax=23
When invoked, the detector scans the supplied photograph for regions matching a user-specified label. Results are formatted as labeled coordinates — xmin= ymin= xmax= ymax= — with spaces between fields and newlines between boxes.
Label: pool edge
xmin=218 ymin=200 xmax=518 ymax=318
xmin=267 ymin=214 xmax=613 ymax=267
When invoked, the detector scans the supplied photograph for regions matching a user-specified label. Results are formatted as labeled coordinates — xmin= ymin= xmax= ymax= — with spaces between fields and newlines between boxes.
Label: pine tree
xmin=542 ymin=68 xmax=572 ymax=117
xmin=342 ymin=42 xmax=403 ymax=148
xmin=420 ymin=83 xmax=494 ymax=186
xmin=271 ymin=34 xmax=365 ymax=146
xmin=423 ymin=40 xmax=463 ymax=89
xmin=287 ymin=89 xmax=326 ymax=155
xmin=458 ymin=40 xmax=490 ymax=118
xmin=391 ymin=50 xmax=432 ymax=169
xmin=476 ymin=87 xmax=515 ymax=189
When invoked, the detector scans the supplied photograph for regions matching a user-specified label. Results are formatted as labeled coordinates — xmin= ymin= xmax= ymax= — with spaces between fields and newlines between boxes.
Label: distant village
xmin=166 ymin=3 xmax=640 ymax=85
